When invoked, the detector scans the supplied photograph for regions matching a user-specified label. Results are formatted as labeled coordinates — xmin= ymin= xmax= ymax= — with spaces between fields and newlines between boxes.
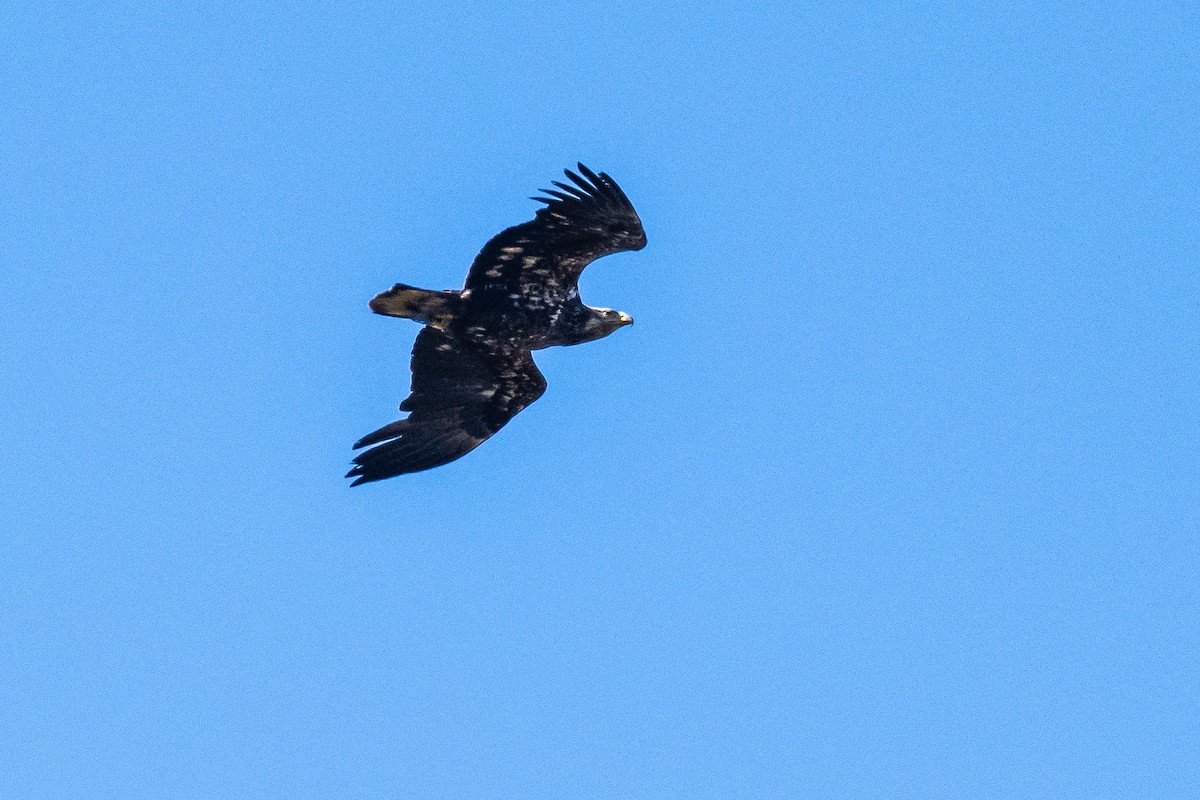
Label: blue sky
xmin=2 ymin=1 xmax=1197 ymax=797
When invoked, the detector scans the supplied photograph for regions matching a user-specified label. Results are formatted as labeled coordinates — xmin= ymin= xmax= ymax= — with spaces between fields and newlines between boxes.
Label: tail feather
xmin=368 ymin=284 xmax=461 ymax=328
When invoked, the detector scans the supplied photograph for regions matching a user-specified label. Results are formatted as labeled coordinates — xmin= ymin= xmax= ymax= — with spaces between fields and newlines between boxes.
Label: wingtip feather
xmin=563 ymin=167 xmax=591 ymax=192
xmin=551 ymin=180 xmax=590 ymax=200
xmin=576 ymin=163 xmax=602 ymax=185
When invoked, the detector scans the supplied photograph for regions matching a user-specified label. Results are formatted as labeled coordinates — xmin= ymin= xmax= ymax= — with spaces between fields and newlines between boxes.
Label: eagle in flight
xmin=347 ymin=164 xmax=646 ymax=485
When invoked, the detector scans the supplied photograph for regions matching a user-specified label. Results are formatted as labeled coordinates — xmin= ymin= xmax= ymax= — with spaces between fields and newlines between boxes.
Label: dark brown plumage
xmin=348 ymin=164 xmax=646 ymax=485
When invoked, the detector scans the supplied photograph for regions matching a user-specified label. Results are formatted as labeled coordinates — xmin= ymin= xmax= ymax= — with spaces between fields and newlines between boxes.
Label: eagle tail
xmin=368 ymin=284 xmax=461 ymax=329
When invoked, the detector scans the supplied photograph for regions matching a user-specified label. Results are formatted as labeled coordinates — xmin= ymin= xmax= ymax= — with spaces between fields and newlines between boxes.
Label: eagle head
xmin=568 ymin=307 xmax=633 ymax=344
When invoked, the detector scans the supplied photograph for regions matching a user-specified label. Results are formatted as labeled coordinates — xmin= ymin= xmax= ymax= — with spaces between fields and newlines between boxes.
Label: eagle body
xmin=348 ymin=164 xmax=646 ymax=485
xmin=453 ymin=285 xmax=620 ymax=350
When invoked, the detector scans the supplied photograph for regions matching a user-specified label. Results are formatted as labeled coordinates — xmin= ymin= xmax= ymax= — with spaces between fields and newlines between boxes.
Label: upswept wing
xmin=347 ymin=328 xmax=546 ymax=484
xmin=463 ymin=163 xmax=646 ymax=293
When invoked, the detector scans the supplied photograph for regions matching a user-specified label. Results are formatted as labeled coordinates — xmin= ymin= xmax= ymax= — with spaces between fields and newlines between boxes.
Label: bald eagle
xmin=347 ymin=164 xmax=646 ymax=485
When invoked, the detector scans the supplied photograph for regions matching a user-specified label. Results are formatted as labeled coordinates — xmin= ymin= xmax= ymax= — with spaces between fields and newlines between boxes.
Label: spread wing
xmin=463 ymin=163 xmax=646 ymax=294
xmin=347 ymin=328 xmax=547 ymax=485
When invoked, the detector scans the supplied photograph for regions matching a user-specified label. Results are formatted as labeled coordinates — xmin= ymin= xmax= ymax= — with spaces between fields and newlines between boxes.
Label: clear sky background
xmin=2 ymin=2 xmax=1197 ymax=798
